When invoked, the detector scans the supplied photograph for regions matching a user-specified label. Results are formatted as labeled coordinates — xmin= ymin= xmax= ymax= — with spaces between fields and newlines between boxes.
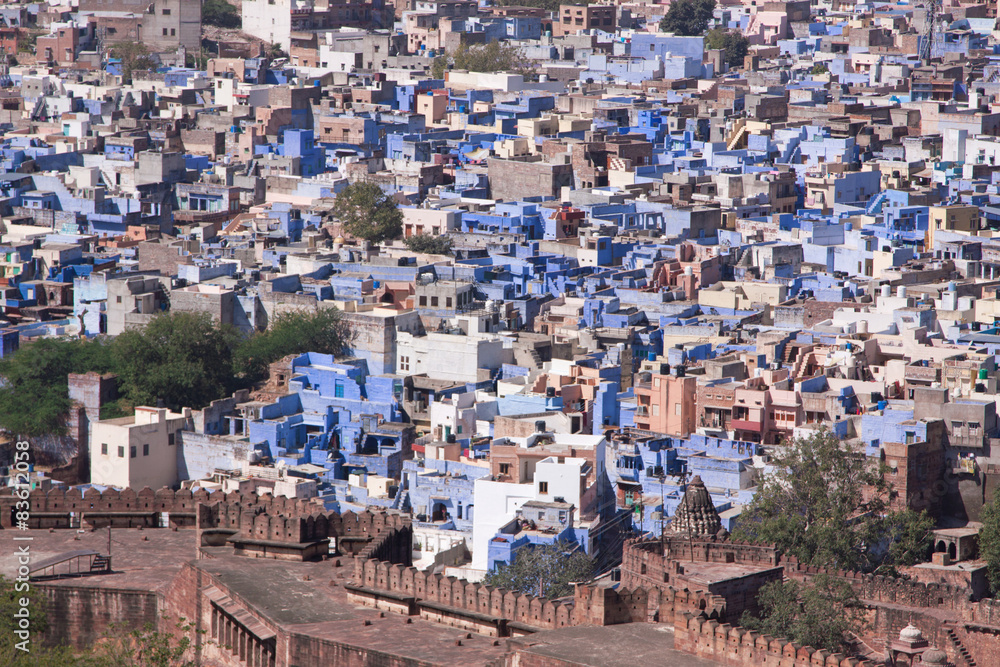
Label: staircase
xmin=528 ymin=347 xmax=544 ymax=369
xmin=392 ymin=490 xmax=411 ymax=513
xmin=90 ymin=554 xmax=111 ymax=574
xmin=726 ymin=119 xmax=749 ymax=151
xmin=865 ymin=190 xmax=888 ymax=216
xmin=945 ymin=625 xmax=977 ymax=667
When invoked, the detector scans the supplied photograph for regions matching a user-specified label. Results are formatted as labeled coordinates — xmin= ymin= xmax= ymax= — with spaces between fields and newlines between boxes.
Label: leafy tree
xmin=202 ymin=0 xmax=240 ymax=29
xmin=268 ymin=43 xmax=287 ymax=60
xmin=433 ymin=40 xmax=530 ymax=78
xmin=732 ymin=428 xmax=933 ymax=573
xmin=811 ymin=62 xmax=829 ymax=75
xmin=740 ymin=574 xmax=866 ymax=654
xmin=110 ymin=312 xmax=241 ymax=411
xmin=0 ymin=338 xmax=114 ymax=437
xmin=234 ymin=308 xmax=351 ymax=385
xmin=86 ymin=619 xmax=198 ymax=667
xmin=483 ymin=542 xmax=593 ymax=598
xmin=705 ymin=29 xmax=748 ymax=68
xmin=660 ymin=0 xmax=716 ymax=36
xmin=403 ymin=234 xmax=453 ymax=256
xmin=980 ymin=491 xmax=1000 ymax=594
xmin=109 ymin=41 xmax=156 ymax=84
xmin=333 ymin=181 xmax=403 ymax=245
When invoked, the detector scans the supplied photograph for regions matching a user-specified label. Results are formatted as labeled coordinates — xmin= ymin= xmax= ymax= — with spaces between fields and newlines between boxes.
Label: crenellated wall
xmin=348 ymin=557 xmax=580 ymax=636
xmin=673 ymin=613 xmax=878 ymax=667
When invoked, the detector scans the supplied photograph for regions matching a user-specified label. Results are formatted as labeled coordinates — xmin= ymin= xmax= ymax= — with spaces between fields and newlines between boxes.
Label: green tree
xmin=732 ymin=428 xmax=933 ymax=573
xmin=86 ymin=619 xmax=198 ymax=667
xmin=234 ymin=308 xmax=351 ymax=385
xmin=435 ymin=40 xmax=530 ymax=78
xmin=202 ymin=0 xmax=240 ymax=29
xmin=0 ymin=338 xmax=114 ymax=437
xmin=483 ymin=542 xmax=593 ymax=598
xmin=980 ymin=491 xmax=1000 ymax=594
xmin=811 ymin=62 xmax=829 ymax=75
xmin=705 ymin=29 xmax=748 ymax=68
xmin=740 ymin=574 xmax=866 ymax=654
xmin=403 ymin=234 xmax=453 ymax=255
xmin=110 ymin=312 xmax=241 ymax=411
xmin=333 ymin=181 xmax=403 ymax=245
xmin=109 ymin=41 xmax=156 ymax=84
xmin=660 ymin=0 xmax=716 ymax=36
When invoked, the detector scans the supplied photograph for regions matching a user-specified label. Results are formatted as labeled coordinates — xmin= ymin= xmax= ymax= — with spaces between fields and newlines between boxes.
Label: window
xmin=101 ymin=443 xmax=108 ymax=456
xmin=399 ymin=356 xmax=410 ymax=372
xmin=457 ymin=425 xmax=463 ymax=434
xmin=168 ymin=433 xmax=175 ymax=445
xmin=539 ymin=481 xmax=549 ymax=494
xmin=675 ymin=403 xmax=682 ymax=415
xmin=116 ymin=296 xmax=122 ymax=303
xmin=143 ymin=444 xmax=149 ymax=456
xmin=334 ymin=383 xmax=345 ymax=398
xmin=171 ymin=28 xmax=176 ymax=36
xmin=625 ymin=489 xmax=634 ymax=504
xmin=162 ymin=8 xmax=171 ymax=13
xmin=163 ymin=28 xmax=168 ymax=36
xmin=130 ymin=445 xmax=137 ymax=458
xmin=446 ymin=297 xmax=452 ymax=308
xmin=499 ymin=463 xmax=511 ymax=475
xmin=419 ymin=296 xmax=427 ymax=306
xmin=118 ymin=446 xmax=125 ymax=458
xmin=431 ymin=296 xmax=439 ymax=307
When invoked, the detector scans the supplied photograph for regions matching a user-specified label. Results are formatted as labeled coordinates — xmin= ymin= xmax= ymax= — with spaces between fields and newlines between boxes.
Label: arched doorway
xmin=432 ymin=502 xmax=448 ymax=522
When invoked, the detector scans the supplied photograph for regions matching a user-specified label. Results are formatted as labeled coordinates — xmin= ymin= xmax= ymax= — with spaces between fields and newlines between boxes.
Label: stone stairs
xmin=945 ymin=625 xmax=977 ymax=667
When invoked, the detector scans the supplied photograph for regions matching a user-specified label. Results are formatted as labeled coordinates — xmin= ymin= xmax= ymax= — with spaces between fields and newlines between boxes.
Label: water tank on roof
xmin=897 ymin=286 xmax=907 ymax=299
xmin=880 ymin=284 xmax=891 ymax=298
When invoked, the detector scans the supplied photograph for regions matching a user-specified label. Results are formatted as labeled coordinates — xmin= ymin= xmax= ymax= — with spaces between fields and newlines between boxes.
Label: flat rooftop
xmin=504 ymin=623 xmax=720 ymax=667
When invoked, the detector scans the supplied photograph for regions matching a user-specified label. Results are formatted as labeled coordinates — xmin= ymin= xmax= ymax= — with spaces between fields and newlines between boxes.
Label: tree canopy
xmin=431 ymin=40 xmax=529 ymax=79
xmin=333 ymin=181 xmax=403 ymax=245
xmin=980 ymin=491 xmax=1000 ymax=594
xmin=0 ymin=338 xmax=113 ymax=436
xmin=705 ymin=29 xmax=748 ymax=68
xmin=403 ymin=234 xmax=453 ymax=256
xmin=740 ymin=574 xmax=867 ymax=654
xmin=731 ymin=428 xmax=934 ymax=573
xmin=483 ymin=542 xmax=593 ymax=598
xmin=202 ymin=0 xmax=241 ymax=29
xmin=0 ymin=309 xmax=352 ymax=436
xmin=234 ymin=308 xmax=351 ymax=385
xmin=660 ymin=0 xmax=716 ymax=36
xmin=112 ymin=312 xmax=242 ymax=412
xmin=109 ymin=42 xmax=156 ymax=84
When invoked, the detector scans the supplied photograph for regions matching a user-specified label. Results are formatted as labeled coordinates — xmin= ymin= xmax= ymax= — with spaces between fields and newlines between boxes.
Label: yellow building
xmin=927 ymin=205 xmax=981 ymax=251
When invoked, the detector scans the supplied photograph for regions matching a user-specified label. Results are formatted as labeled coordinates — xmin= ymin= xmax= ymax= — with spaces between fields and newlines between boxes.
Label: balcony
xmin=732 ymin=419 xmax=763 ymax=432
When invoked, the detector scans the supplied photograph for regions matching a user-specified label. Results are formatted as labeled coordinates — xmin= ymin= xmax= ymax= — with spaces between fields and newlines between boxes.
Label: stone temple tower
xmin=672 ymin=475 xmax=722 ymax=537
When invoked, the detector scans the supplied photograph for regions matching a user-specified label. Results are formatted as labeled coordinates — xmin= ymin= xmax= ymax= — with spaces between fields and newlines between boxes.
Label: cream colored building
xmin=90 ymin=407 xmax=188 ymax=490
xmin=698 ymin=281 xmax=787 ymax=311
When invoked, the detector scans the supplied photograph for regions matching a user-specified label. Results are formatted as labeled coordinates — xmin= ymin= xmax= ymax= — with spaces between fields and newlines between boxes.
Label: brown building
xmin=554 ymin=3 xmax=616 ymax=37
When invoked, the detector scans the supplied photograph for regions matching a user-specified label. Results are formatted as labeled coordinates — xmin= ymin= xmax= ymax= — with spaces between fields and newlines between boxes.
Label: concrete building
xmin=90 ymin=407 xmax=189 ymax=490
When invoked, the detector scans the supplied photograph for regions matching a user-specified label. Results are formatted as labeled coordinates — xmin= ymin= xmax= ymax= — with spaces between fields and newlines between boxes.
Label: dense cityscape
xmin=0 ymin=0 xmax=999 ymax=665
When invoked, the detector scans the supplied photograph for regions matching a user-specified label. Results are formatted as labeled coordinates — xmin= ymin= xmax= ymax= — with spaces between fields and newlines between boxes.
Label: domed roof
xmin=900 ymin=624 xmax=924 ymax=641
xmin=673 ymin=475 xmax=722 ymax=537
xmin=920 ymin=648 xmax=948 ymax=665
